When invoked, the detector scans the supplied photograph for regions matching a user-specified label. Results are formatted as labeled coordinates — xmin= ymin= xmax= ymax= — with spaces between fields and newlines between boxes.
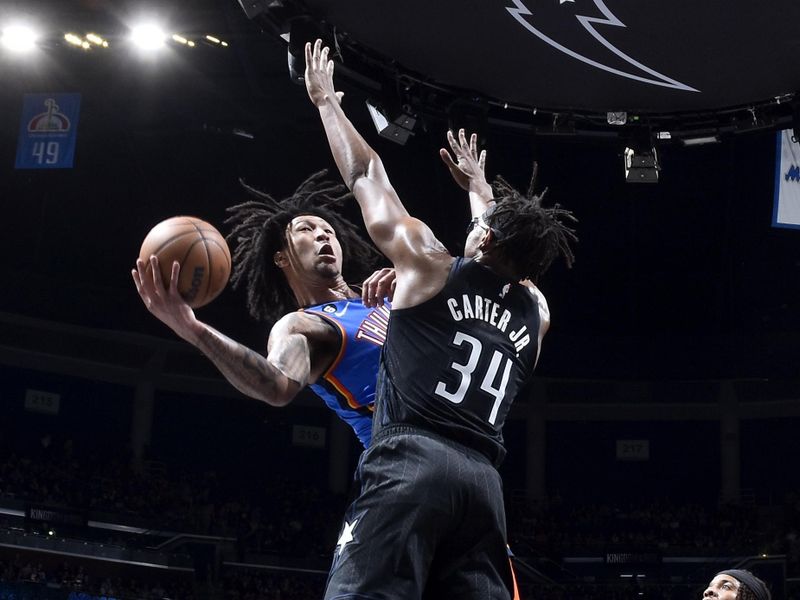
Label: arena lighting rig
xmin=0 ymin=19 xmax=228 ymax=54
xmin=237 ymin=0 xmax=800 ymax=170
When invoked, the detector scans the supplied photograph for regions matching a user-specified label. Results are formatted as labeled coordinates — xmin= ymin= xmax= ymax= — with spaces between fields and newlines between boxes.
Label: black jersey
xmin=374 ymin=257 xmax=541 ymax=465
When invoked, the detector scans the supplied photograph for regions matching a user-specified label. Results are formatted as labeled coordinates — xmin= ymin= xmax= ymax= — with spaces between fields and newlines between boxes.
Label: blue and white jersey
xmin=303 ymin=298 xmax=390 ymax=448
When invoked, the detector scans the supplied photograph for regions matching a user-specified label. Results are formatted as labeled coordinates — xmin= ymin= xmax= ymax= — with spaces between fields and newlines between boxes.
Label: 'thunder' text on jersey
xmin=303 ymin=299 xmax=390 ymax=448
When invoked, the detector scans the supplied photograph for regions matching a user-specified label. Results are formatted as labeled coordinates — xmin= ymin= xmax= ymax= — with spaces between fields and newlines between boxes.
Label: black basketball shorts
xmin=324 ymin=426 xmax=513 ymax=600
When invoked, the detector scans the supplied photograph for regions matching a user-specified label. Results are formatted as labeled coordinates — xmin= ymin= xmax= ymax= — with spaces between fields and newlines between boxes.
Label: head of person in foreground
xmin=702 ymin=569 xmax=771 ymax=600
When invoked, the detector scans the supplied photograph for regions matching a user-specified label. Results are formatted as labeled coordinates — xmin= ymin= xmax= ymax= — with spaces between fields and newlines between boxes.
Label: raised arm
xmin=304 ymin=39 xmax=443 ymax=272
xmin=440 ymin=128 xmax=495 ymax=218
xmin=442 ymin=132 xmax=552 ymax=345
xmin=132 ymin=257 xmax=333 ymax=406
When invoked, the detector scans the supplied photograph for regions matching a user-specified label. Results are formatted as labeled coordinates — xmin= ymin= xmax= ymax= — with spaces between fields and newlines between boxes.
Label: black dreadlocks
xmin=738 ymin=587 xmax=766 ymax=600
xmin=225 ymin=170 xmax=381 ymax=324
xmin=487 ymin=163 xmax=577 ymax=283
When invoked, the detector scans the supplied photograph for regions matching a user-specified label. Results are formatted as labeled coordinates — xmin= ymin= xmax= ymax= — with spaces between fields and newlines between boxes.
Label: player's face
xmin=702 ymin=574 xmax=740 ymax=600
xmin=284 ymin=215 xmax=343 ymax=279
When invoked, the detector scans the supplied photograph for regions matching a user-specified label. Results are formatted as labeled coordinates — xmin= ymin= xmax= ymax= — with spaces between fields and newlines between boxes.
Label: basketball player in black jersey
xmin=306 ymin=39 xmax=577 ymax=599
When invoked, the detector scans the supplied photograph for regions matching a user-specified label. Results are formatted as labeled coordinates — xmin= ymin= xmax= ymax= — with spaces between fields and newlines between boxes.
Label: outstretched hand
xmin=305 ymin=38 xmax=344 ymax=107
xmin=132 ymin=256 xmax=198 ymax=342
xmin=361 ymin=267 xmax=396 ymax=308
xmin=439 ymin=129 xmax=488 ymax=192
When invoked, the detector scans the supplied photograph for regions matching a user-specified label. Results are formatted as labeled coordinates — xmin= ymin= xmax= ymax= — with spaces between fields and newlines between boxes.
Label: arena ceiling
xmin=241 ymin=0 xmax=800 ymax=139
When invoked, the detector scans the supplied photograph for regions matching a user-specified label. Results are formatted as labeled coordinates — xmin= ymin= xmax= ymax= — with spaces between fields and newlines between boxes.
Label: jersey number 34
xmin=434 ymin=331 xmax=513 ymax=425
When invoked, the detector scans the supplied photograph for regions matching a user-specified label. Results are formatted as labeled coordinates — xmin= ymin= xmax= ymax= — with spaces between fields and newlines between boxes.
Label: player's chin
xmin=315 ymin=262 xmax=341 ymax=278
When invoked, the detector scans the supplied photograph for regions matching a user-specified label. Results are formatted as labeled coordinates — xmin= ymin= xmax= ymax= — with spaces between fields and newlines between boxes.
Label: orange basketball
xmin=138 ymin=216 xmax=231 ymax=308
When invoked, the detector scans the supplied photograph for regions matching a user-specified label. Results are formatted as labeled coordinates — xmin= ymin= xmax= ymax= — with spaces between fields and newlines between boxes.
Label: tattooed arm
xmin=132 ymin=256 xmax=338 ymax=406
xmin=190 ymin=311 xmax=337 ymax=406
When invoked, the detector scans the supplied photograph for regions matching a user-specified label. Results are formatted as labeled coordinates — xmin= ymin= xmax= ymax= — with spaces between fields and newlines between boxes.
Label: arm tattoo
xmin=195 ymin=327 xmax=286 ymax=403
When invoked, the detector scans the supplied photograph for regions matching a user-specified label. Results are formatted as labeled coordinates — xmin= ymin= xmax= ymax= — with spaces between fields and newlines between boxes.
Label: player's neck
xmin=290 ymin=276 xmax=357 ymax=307
xmin=475 ymin=252 xmax=518 ymax=282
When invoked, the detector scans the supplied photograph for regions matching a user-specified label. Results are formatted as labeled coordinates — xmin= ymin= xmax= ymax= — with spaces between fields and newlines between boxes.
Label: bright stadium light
xmin=130 ymin=23 xmax=167 ymax=51
xmin=1 ymin=24 xmax=38 ymax=53
xmin=64 ymin=33 xmax=84 ymax=47
xmin=86 ymin=33 xmax=105 ymax=46
xmin=204 ymin=34 xmax=228 ymax=47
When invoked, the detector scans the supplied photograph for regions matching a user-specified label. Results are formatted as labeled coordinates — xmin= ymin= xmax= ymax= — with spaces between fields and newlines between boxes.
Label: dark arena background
xmin=1 ymin=0 xmax=800 ymax=598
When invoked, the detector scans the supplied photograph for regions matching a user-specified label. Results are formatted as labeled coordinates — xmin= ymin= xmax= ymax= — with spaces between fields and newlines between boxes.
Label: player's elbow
xmin=365 ymin=220 xmax=397 ymax=251
xmin=257 ymin=389 xmax=295 ymax=408
xmin=246 ymin=374 xmax=299 ymax=408
xmin=271 ymin=394 xmax=295 ymax=408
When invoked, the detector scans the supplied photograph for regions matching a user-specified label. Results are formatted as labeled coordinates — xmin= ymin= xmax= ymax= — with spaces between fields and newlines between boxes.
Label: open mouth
xmin=318 ymin=243 xmax=334 ymax=257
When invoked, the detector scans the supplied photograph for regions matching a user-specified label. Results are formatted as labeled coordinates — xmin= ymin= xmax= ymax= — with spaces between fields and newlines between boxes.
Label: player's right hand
xmin=132 ymin=256 xmax=198 ymax=338
xmin=439 ymin=128 xmax=488 ymax=192
xmin=362 ymin=267 xmax=396 ymax=307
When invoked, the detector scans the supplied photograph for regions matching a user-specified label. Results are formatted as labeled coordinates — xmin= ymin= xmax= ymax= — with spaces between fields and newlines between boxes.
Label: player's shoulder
xmin=519 ymin=280 xmax=550 ymax=321
xmin=393 ymin=216 xmax=452 ymax=265
xmin=273 ymin=310 xmax=339 ymax=341
xmin=518 ymin=278 xmax=544 ymax=298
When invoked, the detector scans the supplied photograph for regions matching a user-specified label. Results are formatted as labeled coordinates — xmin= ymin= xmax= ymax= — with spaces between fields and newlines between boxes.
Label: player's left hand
xmin=305 ymin=39 xmax=344 ymax=107
xmin=362 ymin=267 xmax=396 ymax=307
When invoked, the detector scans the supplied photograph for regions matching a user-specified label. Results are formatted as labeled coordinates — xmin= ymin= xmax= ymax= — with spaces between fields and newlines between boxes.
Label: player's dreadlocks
xmin=486 ymin=163 xmax=577 ymax=283
xmin=225 ymin=170 xmax=381 ymax=323
xmin=738 ymin=587 xmax=767 ymax=600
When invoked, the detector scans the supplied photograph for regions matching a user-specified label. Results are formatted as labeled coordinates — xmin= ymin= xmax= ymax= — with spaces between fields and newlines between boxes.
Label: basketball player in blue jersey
xmin=132 ymin=172 xmax=390 ymax=448
xmin=306 ymin=39 xmax=577 ymax=600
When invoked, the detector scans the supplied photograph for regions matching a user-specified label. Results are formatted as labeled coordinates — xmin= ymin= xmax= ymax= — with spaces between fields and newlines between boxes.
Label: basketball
xmin=138 ymin=216 xmax=231 ymax=309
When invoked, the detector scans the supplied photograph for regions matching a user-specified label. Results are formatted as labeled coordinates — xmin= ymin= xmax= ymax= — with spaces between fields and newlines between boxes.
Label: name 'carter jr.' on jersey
xmin=375 ymin=258 xmax=541 ymax=465
xmin=445 ymin=293 xmax=532 ymax=355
